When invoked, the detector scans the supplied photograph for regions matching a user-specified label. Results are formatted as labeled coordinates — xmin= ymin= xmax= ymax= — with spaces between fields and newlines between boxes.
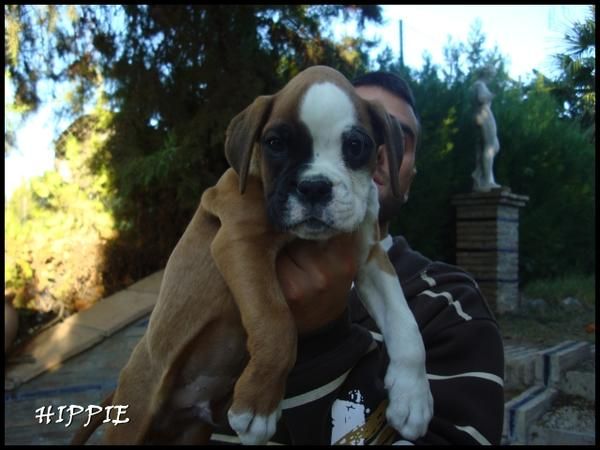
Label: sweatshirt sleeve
xmin=413 ymin=308 xmax=505 ymax=444
xmin=350 ymin=240 xmax=505 ymax=445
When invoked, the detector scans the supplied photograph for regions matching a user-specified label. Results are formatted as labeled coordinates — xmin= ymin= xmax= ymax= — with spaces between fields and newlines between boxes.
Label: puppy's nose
xmin=297 ymin=178 xmax=333 ymax=204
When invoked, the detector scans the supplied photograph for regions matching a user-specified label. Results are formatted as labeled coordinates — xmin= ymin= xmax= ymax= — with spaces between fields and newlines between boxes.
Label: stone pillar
xmin=451 ymin=189 xmax=529 ymax=314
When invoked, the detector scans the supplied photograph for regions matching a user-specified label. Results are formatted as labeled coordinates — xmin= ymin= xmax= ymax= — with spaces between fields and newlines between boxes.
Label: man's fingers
xmin=276 ymin=252 xmax=307 ymax=301
xmin=325 ymin=236 xmax=359 ymax=279
xmin=282 ymin=241 xmax=328 ymax=291
xmin=277 ymin=236 xmax=358 ymax=304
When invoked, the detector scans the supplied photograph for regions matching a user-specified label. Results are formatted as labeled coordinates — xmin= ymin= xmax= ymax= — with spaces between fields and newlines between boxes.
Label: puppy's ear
xmin=225 ymin=95 xmax=274 ymax=194
xmin=367 ymin=101 xmax=404 ymax=198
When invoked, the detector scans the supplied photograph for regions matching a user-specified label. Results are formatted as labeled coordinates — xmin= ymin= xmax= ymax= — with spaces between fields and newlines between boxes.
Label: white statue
xmin=471 ymin=80 xmax=501 ymax=192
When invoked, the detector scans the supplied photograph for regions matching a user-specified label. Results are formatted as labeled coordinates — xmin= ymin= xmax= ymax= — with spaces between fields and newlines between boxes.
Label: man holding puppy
xmin=274 ymin=72 xmax=504 ymax=445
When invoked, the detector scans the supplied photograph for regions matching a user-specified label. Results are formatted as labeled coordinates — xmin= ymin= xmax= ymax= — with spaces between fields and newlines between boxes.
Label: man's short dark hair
xmin=352 ymin=71 xmax=417 ymax=117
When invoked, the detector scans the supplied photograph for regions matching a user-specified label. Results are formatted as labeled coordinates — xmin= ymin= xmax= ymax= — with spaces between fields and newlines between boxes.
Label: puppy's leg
xmin=203 ymin=171 xmax=297 ymax=444
xmin=70 ymin=391 xmax=114 ymax=444
xmin=102 ymin=338 xmax=157 ymax=444
xmin=211 ymin=229 xmax=296 ymax=444
xmin=354 ymin=186 xmax=432 ymax=440
xmin=355 ymin=245 xmax=433 ymax=440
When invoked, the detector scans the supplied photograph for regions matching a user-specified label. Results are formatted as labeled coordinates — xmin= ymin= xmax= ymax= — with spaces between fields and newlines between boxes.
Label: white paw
xmin=384 ymin=363 xmax=433 ymax=440
xmin=227 ymin=405 xmax=282 ymax=445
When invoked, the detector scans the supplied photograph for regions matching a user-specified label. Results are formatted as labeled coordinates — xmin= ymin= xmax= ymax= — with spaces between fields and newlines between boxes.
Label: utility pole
xmin=399 ymin=19 xmax=404 ymax=68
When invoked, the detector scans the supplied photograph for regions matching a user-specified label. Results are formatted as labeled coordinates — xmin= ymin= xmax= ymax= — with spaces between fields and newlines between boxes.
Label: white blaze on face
xmin=288 ymin=82 xmax=372 ymax=238
xmin=299 ymin=82 xmax=355 ymax=166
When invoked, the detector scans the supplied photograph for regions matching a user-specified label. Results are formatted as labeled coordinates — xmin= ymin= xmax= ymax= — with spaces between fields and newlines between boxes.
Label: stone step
xmin=559 ymin=348 xmax=595 ymax=402
xmin=504 ymin=340 xmax=593 ymax=393
xmin=527 ymin=393 xmax=595 ymax=445
xmin=504 ymin=344 xmax=540 ymax=357
xmin=502 ymin=341 xmax=595 ymax=444
xmin=529 ymin=428 xmax=595 ymax=446
xmin=534 ymin=340 xmax=592 ymax=387
xmin=503 ymin=344 xmax=542 ymax=390
xmin=502 ymin=385 xmax=558 ymax=444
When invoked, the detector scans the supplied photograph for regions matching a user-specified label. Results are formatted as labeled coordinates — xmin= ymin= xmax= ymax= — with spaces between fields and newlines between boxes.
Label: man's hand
xmin=276 ymin=234 xmax=359 ymax=335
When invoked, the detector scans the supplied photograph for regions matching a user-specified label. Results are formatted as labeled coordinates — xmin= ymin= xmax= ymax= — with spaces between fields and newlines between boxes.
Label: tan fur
xmin=367 ymin=242 xmax=397 ymax=276
xmin=71 ymin=391 xmax=114 ymax=444
xmin=106 ymin=169 xmax=296 ymax=444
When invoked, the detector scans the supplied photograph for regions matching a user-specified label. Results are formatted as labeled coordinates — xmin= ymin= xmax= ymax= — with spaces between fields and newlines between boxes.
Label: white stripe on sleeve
xmin=427 ymin=371 xmax=504 ymax=387
xmin=454 ymin=425 xmax=491 ymax=445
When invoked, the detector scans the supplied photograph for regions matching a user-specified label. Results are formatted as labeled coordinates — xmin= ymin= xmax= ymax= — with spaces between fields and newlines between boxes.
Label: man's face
xmin=355 ymin=85 xmax=419 ymax=225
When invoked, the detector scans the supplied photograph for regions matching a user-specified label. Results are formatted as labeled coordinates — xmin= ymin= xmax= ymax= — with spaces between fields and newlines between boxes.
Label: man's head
xmin=352 ymin=72 xmax=420 ymax=232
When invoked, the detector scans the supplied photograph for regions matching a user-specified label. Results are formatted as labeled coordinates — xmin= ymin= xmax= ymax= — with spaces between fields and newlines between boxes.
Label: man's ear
xmin=224 ymin=95 xmax=274 ymax=194
xmin=367 ymin=101 xmax=404 ymax=198
xmin=374 ymin=145 xmax=387 ymax=179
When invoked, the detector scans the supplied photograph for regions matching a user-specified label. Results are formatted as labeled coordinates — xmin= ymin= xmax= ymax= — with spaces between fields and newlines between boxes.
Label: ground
xmin=496 ymin=294 xmax=595 ymax=347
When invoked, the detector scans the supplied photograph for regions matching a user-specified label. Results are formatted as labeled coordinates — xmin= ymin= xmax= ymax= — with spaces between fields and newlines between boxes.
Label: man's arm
xmin=414 ymin=315 xmax=504 ymax=444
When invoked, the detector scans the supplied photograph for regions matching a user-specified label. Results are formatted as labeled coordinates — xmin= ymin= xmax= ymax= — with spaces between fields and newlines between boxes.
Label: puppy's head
xmin=225 ymin=65 xmax=403 ymax=240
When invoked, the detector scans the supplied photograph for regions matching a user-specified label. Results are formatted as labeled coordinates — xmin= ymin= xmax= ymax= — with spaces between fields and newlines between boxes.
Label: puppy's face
xmin=260 ymin=81 xmax=376 ymax=240
xmin=225 ymin=66 xmax=403 ymax=241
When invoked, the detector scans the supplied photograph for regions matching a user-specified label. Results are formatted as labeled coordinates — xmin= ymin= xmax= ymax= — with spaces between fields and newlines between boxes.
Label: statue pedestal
xmin=451 ymin=189 xmax=529 ymax=314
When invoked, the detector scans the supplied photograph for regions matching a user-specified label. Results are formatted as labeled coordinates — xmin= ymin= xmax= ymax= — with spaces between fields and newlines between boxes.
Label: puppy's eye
xmin=264 ymin=136 xmax=286 ymax=155
xmin=346 ymin=138 xmax=364 ymax=158
xmin=343 ymin=129 xmax=372 ymax=169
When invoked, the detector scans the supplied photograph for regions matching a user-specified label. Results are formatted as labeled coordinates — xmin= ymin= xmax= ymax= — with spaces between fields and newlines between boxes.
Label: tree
xmin=550 ymin=5 xmax=595 ymax=140
xmin=5 ymin=101 xmax=116 ymax=315
xmin=494 ymin=75 xmax=595 ymax=280
xmin=95 ymin=5 xmax=382 ymax=290
xmin=5 ymin=5 xmax=383 ymax=314
xmin=375 ymin=24 xmax=595 ymax=282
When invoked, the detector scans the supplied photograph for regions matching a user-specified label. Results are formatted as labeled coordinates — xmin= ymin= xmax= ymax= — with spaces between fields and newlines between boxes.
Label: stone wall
xmin=452 ymin=189 xmax=529 ymax=314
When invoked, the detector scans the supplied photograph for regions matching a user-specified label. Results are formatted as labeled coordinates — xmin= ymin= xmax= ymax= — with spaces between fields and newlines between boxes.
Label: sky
xmin=4 ymin=4 xmax=592 ymax=201
xmin=336 ymin=5 xmax=591 ymax=81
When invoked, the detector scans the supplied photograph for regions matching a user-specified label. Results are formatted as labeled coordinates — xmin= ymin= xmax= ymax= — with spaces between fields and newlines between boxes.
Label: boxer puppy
xmin=72 ymin=65 xmax=432 ymax=445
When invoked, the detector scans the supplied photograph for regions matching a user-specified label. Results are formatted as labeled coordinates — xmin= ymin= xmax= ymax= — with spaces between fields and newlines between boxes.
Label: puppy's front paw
xmin=227 ymin=403 xmax=282 ymax=445
xmin=384 ymin=363 xmax=433 ymax=441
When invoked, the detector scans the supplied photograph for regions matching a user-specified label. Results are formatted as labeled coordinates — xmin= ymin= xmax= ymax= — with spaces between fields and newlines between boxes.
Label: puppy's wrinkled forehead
xmin=299 ymin=82 xmax=355 ymax=138
xmin=269 ymin=66 xmax=364 ymax=131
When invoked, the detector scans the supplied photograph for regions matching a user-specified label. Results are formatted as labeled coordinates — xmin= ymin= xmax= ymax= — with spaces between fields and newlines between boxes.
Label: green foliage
xmin=5 ymin=5 xmax=383 ymax=312
xmin=494 ymin=76 xmax=595 ymax=280
xmin=549 ymin=5 xmax=595 ymax=141
xmin=89 ymin=5 xmax=381 ymax=288
xmin=4 ymin=5 xmax=105 ymax=119
xmin=379 ymin=24 xmax=595 ymax=283
xmin=523 ymin=274 xmax=595 ymax=309
xmin=5 ymin=108 xmax=116 ymax=314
